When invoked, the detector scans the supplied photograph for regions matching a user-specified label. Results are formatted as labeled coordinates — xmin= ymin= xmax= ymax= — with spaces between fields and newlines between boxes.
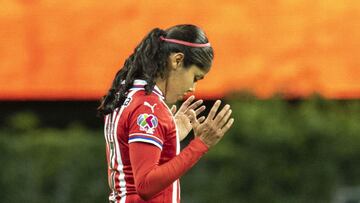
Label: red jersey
xmin=104 ymin=79 xmax=208 ymax=203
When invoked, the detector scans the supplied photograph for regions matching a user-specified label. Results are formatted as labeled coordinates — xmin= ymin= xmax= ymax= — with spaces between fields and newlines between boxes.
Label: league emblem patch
xmin=137 ymin=113 xmax=158 ymax=134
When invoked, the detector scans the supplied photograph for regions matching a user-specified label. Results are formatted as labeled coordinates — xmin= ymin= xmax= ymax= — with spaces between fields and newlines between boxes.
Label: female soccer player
xmin=98 ymin=24 xmax=234 ymax=203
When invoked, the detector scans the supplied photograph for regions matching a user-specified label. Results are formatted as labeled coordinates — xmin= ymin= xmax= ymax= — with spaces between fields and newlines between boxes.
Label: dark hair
xmin=97 ymin=24 xmax=214 ymax=116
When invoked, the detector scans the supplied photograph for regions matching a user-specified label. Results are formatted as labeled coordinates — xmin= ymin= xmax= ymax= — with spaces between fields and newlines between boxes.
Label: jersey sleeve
xmin=127 ymin=99 xmax=167 ymax=151
xmin=130 ymin=138 xmax=209 ymax=200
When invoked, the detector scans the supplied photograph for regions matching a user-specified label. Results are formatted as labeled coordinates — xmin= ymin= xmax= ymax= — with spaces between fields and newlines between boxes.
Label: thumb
xmin=170 ymin=105 xmax=177 ymax=115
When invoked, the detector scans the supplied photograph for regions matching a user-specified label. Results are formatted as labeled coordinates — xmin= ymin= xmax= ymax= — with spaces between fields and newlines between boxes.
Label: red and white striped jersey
xmin=104 ymin=79 xmax=181 ymax=203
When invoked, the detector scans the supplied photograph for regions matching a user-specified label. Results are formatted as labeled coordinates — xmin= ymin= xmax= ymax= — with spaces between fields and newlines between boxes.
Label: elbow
xmin=136 ymin=182 xmax=155 ymax=201
xmin=136 ymin=187 xmax=154 ymax=201
xmin=137 ymin=190 xmax=152 ymax=201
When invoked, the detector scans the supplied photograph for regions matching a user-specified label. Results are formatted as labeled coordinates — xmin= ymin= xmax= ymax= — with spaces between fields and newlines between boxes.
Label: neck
xmin=155 ymin=77 xmax=167 ymax=96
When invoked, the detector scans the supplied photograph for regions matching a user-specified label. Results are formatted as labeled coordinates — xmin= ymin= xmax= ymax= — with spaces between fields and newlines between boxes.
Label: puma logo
xmin=144 ymin=101 xmax=157 ymax=113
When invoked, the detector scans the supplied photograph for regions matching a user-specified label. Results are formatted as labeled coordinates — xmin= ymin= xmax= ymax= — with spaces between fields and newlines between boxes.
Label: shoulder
xmin=125 ymin=90 xmax=173 ymax=143
xmin=124 ymin=90 xmax=170 ymax=118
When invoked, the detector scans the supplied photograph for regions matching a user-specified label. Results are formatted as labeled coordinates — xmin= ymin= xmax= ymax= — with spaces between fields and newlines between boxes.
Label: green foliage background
xmin=1 ymin=97 xmax=359 ymax=203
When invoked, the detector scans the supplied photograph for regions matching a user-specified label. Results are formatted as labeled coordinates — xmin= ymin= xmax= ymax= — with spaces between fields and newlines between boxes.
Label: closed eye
xmin=194 ymin=75 xmax=204 ymax=82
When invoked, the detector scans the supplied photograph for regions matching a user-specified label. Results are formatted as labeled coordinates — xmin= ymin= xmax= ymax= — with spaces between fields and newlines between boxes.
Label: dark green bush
xmin=0 ymin=97 xmax=359 ymax=202
xmin=0 ymin=123 xmax=107 ymax=203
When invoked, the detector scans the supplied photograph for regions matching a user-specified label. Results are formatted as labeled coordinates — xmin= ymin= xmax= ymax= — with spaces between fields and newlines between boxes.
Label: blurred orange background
xmin=0 ymin=0 xmax=359 ymax=100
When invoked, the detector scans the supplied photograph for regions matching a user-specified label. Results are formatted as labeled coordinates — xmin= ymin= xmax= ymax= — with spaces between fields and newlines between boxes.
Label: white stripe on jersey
xmin=129 ymin=133 xmax=164 ymax=144
xmin=128 ymin=138 xmax=163 ymax=150
xmin=172 ymin=180 xmax=178 ymax=203
xmin=112 ymin=108 xmax=126 ymax=203
xmin=105 ymin=111 xmax=120 ymax=201
xmin=104 ymin=115 xmax=116 ymax=192
xmin=110 ymin=111 xmax=118 ymax=168
xmin=111 ymin=89 xmax=140 ymax=203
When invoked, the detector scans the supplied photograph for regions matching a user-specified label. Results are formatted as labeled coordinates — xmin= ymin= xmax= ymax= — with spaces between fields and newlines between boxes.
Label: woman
xmin=98 ymin=24 xmax=234 ymax=203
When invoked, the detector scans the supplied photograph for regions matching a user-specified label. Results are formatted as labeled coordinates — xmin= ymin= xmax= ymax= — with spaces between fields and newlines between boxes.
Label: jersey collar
xmin=131 ymin=79 xmax=165 ymax=100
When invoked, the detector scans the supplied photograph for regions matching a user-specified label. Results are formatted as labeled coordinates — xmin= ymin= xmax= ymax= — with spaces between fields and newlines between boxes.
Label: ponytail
xmin=97 ymin=28 xmax=167 ymax=116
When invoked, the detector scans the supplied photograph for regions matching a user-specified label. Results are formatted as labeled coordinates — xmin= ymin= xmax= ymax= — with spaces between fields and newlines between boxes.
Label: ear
xmin=169 ymin=53 xmax=184 ymax=70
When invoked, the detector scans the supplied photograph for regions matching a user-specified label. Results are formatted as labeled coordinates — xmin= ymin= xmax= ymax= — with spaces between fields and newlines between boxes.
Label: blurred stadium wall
xmin=0 ymin=1 xmax=359 ymax=202
xmin=0 ymin=0 xmax=359 ymax=100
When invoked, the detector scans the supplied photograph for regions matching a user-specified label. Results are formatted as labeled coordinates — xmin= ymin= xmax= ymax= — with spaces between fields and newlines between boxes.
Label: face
xmin=165 ymin=53 xmax=209 ymax=103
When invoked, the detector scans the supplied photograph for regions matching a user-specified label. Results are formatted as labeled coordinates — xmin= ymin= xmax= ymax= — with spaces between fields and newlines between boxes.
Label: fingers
xmin=206 ymin=100 xmax=222 ymax=121
xmin=185 ymin=99 xmax=205 ymax=118
xmin=177 ymin=95 xmax=195 ymax=113
xmin=198 ymin=116 xmax=206 ymax=123
xmin=213 ymin=104 xmax=231 ymax=125
xmin=170 ymin=105 xmax=177 ymax=115
xmin=220 ymin=118 xmax=234 ymax=134
xmin=194 ymin=105 xmax=206 ymax=116
xmin=217 ymin=109 xmax=232 ymax=128
xmin=186 ymin=99 xmax=203 ymax=112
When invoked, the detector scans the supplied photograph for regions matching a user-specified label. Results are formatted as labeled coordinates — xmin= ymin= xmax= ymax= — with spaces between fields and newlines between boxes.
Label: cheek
xmin=180 ymin=74 xmax=192 ymax=90
xmin=170 ymin=73 xmax=185 ymax=91
xmin=170 ymin=69 xmax=194 ymax=93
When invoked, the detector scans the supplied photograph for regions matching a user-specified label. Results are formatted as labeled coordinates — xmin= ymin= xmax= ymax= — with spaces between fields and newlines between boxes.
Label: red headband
xmin=160 ymin=36 xmax=211 ymax=48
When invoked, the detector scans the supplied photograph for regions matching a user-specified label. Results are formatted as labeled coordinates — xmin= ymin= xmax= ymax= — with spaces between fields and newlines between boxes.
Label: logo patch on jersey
xmin=137 ymin=113 xmax=158 ymax=134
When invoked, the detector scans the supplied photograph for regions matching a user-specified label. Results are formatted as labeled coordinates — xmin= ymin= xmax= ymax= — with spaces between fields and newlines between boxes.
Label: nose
xmin=188 ymin=83 xmax=197 ymax=92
